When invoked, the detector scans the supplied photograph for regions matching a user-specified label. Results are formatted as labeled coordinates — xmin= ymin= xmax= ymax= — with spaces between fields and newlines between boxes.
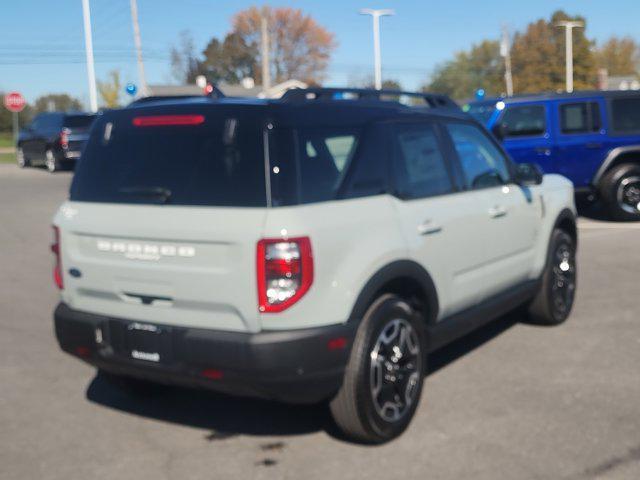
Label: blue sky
xmin=1 ymin=0 xmax=639 ymax=107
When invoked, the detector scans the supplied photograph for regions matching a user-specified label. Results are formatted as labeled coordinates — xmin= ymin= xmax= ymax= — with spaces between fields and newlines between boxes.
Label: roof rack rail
xmin=127 ymin=87 xmax=225 ymax=107
xmin=280 ymin=87 xmax=459 ymax=109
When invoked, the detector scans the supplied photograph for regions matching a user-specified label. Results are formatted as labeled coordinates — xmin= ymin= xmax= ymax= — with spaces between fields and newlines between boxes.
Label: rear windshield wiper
xmin=118 ymin=186 xmax=172 ymax=203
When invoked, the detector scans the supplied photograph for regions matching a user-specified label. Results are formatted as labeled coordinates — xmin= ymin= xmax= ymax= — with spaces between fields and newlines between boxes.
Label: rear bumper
xmin=54 ymin=303 xmax=354 ymax=404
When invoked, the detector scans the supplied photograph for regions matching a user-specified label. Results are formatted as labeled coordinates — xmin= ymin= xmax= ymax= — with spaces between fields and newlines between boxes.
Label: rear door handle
xmin=489 ymin=206 xmax=507 ymax=218
xmin=417 ymin=221 xmax=443 ymax=235
xmin=586 ymin=142 xmax=603 ymax=149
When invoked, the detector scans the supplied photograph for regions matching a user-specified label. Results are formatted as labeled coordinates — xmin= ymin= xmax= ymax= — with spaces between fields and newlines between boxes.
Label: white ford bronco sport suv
xmin=53 ymin=88 xmax=577 ymax=443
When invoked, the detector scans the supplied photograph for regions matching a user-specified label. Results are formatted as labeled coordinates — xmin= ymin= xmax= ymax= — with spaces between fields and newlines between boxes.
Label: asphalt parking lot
xmin=1 ymin=164 xmax=639 ymax=480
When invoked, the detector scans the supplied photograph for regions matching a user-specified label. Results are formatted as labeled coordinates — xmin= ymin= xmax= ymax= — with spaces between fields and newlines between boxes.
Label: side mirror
xmin=491 ymin=123 xmax=507 ymax=141
xmin=514 ymin=162 xmax=543 ymax=186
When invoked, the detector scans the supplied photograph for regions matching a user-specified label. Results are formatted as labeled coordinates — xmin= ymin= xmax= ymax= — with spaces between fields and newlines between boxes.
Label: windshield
xmin=70 ymin=107 xmax=267 ymax=207
xmin=464 ymin=102 xmax=497 ymax=125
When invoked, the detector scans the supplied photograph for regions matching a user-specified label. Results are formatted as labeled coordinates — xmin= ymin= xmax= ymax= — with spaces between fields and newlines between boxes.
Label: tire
xmin=45 ymin=149 xmax=60 ymax=173
xmin=16 ymin=146 xmax=29 ymax=168
xmin=98 ymin=369 xmax=160 ymax=396
xmin=527 ymin=229 xmax=577 ymax=325
xmin=599 ymin=163 xmax=640 ymax=221
xmin=330 ymin=294 xmax=426 ymax=444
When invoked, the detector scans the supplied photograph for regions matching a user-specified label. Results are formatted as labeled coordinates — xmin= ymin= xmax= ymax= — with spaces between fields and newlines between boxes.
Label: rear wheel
xmin=599 ymin=163 xmax=640 ymax=221
xmin=527 ymin=229 xmax=576 ymax=325
xmin=16 ymin=147 xmax=29 ymax=168
xmin=330 ymin=294 xmax=426 ymax=443
xmin=45 ymin=149 xmax=60 ymax=173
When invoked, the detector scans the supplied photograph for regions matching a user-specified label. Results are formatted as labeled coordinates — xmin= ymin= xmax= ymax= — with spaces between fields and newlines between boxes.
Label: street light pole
xmin=81 ymin=0 xmax=98 ymax=112
xmin=359 ymin=9 xmax=394 ymax=90
xmin=555 ymin=20 xmax=584 ymax=93
xmin=130 ymin=0 xmax=148 ymax=97
xmin=501 ymin=24 xmax=514 ymax=97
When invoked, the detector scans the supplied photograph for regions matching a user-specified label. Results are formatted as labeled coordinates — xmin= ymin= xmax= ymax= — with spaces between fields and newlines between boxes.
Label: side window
xmin=297 ymin=128 xmax=360 ymax=204
xmin=500 ymin=104 xmax=546 ymax=137
xmin=446 ymin=122 xmax=511 ymax=189
xmin=391 ymin=122 xmax=453 ymax=199
xmin=341 ymin=123 xmax=390 ymax=199
xmin=29 ymin=115 xmax=43 ymax=130
xmin=560 ymin=102 xmax=601 ymax=134
xmin=610 ymin=97 xmax=640 ymax=132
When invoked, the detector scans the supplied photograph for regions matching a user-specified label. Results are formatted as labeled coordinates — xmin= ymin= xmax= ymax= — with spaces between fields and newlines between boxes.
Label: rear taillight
xmin=257 ymin=237 xmax=313 ymax=313
xmin=51 ymin=226 xmax=63 ymax=290
xmin=59 ymin=128 xmax=70 ymax=149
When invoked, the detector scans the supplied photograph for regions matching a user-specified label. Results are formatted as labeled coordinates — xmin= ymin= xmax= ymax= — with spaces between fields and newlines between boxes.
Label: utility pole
xmin=130 ymin=0 xmax=148 ymax=96
xmin=555 ymin=20 xmax=584 ymax=93
xmin=81 ymin=0 xmax=98 ymax=112
xmin=359 ymin=9 xmax=395 ymax=90
xmin=500 ymin=25 xmax=514 ymax=97
xmin=260 ymin=11 xmax=271 ymax=91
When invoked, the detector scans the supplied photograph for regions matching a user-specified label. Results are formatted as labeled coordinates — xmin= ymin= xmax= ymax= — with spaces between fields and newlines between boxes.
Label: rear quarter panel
xmin=259 ymin=195 xmax=407 ymax=330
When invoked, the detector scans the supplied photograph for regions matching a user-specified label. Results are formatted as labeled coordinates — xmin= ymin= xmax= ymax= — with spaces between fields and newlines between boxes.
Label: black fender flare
xmin=347 ymin=260 xmax=439 ymax=325
xmin=592 ymin=145 xmax=640 ymax=185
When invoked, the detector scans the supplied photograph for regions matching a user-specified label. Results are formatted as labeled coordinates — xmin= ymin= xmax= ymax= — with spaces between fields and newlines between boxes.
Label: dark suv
xmin=17 ymin=112 xmax=95 ymax=172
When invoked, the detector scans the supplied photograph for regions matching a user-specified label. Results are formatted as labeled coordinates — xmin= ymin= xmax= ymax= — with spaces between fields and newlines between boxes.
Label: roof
xmin=119 ymin=94 xmax=471 ymax=129
xmin=468 ymin=89 xmax=640 ymax=106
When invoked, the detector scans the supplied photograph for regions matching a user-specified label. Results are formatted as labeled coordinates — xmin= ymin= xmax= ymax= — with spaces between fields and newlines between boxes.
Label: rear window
xmin=70 ymin=108 xmax=267 ymax=207
xmin=64 ymin=114 xmax=95 ymax=129
xmin=610 ymin=97 xmax=640 ymax=132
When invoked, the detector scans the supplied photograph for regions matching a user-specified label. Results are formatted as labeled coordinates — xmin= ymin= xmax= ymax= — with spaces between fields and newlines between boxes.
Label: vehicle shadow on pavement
xmin=575 ymin=200 xmax=611 ymax=221
xmin=86 ymin=312 xmax=522 ymax=443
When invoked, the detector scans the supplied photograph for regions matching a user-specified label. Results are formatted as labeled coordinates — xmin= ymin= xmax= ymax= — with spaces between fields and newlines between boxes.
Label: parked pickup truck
xmin=467 ymin=91 xmax=640 ymax=220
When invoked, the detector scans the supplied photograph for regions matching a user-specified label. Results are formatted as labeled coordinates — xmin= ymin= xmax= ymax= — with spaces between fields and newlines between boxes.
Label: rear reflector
xmin=257 ymin=237 xmax=313 ymax=313
xmin=327 ymin=337 xmax=348 ymax=351
xmin=75 ymin=346 xmax=90 ymax=357
xmin=132 ymin=114 xmax=205 ymax=127
xmin=201 ymin=369 xmax=223 ymax=380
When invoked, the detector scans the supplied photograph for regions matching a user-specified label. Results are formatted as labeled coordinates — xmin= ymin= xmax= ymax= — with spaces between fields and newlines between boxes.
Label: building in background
xmin=597 ymin=69 xmax=640 ymax=91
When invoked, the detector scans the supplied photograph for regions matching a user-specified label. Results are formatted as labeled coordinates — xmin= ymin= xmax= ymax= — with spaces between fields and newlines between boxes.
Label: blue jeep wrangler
xmin=467 ymin=91 xmax=640 ymax=220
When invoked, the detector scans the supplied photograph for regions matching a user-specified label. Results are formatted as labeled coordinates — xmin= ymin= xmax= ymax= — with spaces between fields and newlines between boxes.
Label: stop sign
xmin=4 ymin=92 xmax=26 ymax=113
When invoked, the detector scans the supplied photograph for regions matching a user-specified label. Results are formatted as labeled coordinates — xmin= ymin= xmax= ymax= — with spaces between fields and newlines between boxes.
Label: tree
xmin=232 ymin=6 xmax=336 ymax=85
xmin=170 ymin=30 xmax=200 ymax=84
xmin=425 ymin=40 xmax=504 ymax=99
xmin=511 ymin=10 xmax=595 ymax=93
xmin=97 ymin=70 xmax=121 ymax=108
xmin=362 ymin=79 xmax=403 ymax=90
xmin=197 ymin=32 xmax=258 ymax=84
xmin=595 ymin=36 xmax=639 ymax=76
xmin=33 ymin=94 xmax=82 ymax=113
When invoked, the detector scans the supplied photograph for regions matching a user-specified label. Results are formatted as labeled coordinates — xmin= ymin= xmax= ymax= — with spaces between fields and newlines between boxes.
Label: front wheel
xmin=16 ymin=147 xmax=29 ymax=168
xmin=330 ymin=295 xmax=426 ymax=443
xmin=599 ymin=163 xmax=640 ymax=221
xmin=527 ymin=229 xmax=577 ymax=325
